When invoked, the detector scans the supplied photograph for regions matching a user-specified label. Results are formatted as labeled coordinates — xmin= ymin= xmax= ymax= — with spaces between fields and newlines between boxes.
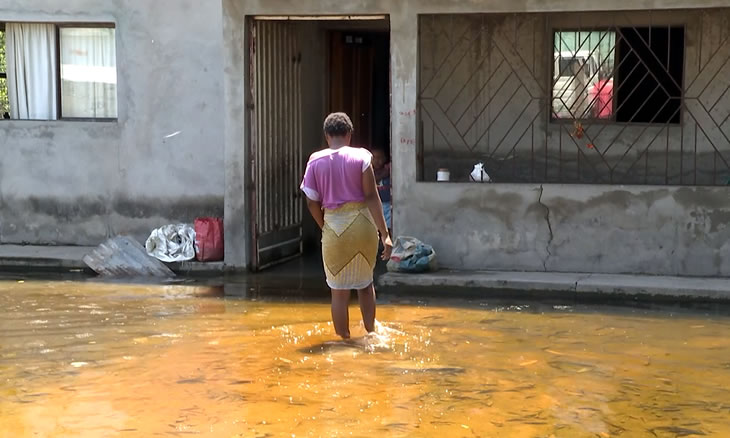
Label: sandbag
xmin=386 ymin=236 xmax=438 ymax=273
xmin=145 ymin=224 xmax=196 ymax=262
xmin=194 ymin=217 xmax=224 ymax=262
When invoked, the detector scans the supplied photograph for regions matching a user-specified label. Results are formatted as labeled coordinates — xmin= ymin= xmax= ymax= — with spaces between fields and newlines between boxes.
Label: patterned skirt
xmin=321 ymin=202 xmax=379 ymax=290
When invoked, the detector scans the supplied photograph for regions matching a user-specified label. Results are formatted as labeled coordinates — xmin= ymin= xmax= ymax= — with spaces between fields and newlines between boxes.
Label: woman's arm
xmin=362 ymin=165 xmax=393 ymax=259
xmin=306 ymin=198 xmax=325 ymax=230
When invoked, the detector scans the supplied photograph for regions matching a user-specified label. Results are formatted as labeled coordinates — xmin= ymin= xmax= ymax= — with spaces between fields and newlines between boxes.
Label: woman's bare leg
xmin=331 ymin=289 xmax=351 ymax=339
xmin=357 ymin=283 xmax=376 ymax=333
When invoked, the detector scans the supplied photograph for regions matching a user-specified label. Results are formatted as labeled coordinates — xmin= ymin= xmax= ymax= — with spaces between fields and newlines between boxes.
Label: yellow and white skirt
xmin=321 ymin=202 xmax=379 ymax=290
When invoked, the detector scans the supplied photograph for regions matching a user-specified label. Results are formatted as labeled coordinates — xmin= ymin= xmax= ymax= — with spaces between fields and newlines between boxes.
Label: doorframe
xmin=223 ymin=13 xmax=392 ymax=272
xmin=246 ymin=17 xmax=308 ymax=271
xmin=244 ymin=15 xmax=257 ymax=270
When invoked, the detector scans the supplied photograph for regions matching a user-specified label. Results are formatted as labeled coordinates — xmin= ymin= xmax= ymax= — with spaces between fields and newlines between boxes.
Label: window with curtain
xmin=0 ymin=22 xmax=117 ymax=121
xmin=60 ymin=27 xmax=117 ymax=119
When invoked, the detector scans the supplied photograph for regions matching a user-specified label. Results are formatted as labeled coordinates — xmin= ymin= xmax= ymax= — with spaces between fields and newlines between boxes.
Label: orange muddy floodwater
xmin=1 ymin=280 xmax=729 ymax=437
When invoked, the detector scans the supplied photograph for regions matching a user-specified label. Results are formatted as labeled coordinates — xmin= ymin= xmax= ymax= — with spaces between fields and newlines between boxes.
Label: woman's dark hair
xmin=323 ymin=112 xmax=354 ymax=137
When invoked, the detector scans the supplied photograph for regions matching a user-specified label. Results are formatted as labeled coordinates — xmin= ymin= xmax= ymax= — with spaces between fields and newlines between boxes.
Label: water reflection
xmin=1 ymin=280 xmax=729 ymax=437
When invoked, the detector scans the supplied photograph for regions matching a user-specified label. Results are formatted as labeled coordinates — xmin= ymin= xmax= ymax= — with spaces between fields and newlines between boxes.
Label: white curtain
xmin=6 ymin=23 xmax=58 ymax=120
xmin=60 ymin=28 xmax=117 ymax=118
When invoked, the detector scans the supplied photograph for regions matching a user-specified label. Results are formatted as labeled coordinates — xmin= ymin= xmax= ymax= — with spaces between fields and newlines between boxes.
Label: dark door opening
xmin=328 ymin=30 xmax=391 ymax=158
xmin=302 ymin=25 xmax=391 ymax=259
xmin=248 ymin=17 xmax=391 ymax=270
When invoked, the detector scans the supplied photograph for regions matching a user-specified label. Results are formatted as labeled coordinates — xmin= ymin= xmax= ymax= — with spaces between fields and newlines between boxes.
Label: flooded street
xmin=1 ymin=279 xmax=729 ymax=437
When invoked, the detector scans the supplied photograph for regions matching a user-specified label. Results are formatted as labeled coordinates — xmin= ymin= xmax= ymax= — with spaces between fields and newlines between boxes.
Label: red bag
xmin=194 ymin=217 xmax=224 ymax=262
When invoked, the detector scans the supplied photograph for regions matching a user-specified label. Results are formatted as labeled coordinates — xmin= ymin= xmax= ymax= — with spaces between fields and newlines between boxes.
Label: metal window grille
xmin=418 ymin=10 xmax=730 ymax=186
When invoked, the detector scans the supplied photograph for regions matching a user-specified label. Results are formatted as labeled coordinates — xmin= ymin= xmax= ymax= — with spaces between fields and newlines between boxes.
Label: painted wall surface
xmin=224 ymin=0 xmax=730 ymax=275
xmin=0 ymin=0 xmax=225 ymax=245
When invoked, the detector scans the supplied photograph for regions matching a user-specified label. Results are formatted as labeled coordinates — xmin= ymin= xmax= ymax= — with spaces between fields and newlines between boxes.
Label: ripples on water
xmin=1 ymin=279 xmax=729 ymax=437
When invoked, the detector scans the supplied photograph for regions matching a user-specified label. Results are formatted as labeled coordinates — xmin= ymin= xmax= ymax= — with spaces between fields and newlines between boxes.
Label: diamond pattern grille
xmin=418 ymin=11 xmax=730 ymax=185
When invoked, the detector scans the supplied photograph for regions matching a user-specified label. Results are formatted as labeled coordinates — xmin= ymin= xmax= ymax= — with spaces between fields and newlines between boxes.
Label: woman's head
xmin=323 ymin=112 xmax=353 ymax=147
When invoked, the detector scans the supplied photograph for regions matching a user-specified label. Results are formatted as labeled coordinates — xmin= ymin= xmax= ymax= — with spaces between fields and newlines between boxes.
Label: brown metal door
xmin=249 ymin=20 xmax=303 ymax=270
xmin=329 ymin=31 xmax=376 ymax=148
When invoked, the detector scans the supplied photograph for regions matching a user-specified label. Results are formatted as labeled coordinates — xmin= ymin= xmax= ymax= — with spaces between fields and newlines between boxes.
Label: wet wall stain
xmin=401 ymin=184 xmax=729 ymax=275
xmin=112 ymin=197 xmax=224 ymax=219
xmin=22 ymin=197 xmax=109 ymax=218
xmin=0 ymin=196 xmax=224 ymax=245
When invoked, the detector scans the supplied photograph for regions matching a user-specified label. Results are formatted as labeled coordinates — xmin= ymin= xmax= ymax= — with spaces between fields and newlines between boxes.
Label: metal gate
xmin=249 ymin=20 xmax=303 ymax=270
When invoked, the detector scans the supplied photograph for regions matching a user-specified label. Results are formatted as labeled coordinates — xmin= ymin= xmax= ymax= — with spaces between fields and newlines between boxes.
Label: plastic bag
xmin=470 ymin=162 xmax=491 ymax=182
xmin=145 ymin=224 xmax=196 ymax=262
xmin=386 ymin=236 xmax=438 ymax=273
xmin=194 ymin=217 xmax=224 ymax=262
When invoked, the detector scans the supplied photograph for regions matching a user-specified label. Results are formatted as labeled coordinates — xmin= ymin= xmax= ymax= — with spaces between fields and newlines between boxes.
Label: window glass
xmin=60 ymin=27 xmax=117 ymax=119
xmin=553 ymin=31 xmax=616 ymax=120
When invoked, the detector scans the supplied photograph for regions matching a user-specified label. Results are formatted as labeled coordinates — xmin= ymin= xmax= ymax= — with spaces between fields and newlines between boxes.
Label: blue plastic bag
xmin=387 ymin=237 xmax=438 ymax=273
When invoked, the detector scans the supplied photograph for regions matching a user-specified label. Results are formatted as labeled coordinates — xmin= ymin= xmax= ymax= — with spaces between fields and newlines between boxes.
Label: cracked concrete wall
xmin=402 ymin=182 xmax=730 ymax=276
xmin=224 ymin=0 xmax=729 ymax=275
xmin=540 ymin=185 xmax=730 ymax=276
xmin=0 ymin=0 xmax=225 ymax=245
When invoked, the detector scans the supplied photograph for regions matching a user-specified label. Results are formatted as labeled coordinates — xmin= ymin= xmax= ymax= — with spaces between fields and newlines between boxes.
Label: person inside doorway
xmin=371 ymin=148 xmax=392 ymax=236
xmin=300 ymin=112 xmax=393 ymax=339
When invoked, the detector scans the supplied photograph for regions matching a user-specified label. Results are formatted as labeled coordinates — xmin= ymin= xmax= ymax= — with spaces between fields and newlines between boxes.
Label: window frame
xmin=56 ymin=22 xmax=118 ymax=122
xmin=0 ymin=23 xmax=8 ymax=117
xmin=549 ymin=24 xmax=687 ymax=127
xmin=0 ymin=22 xmax=5 ymax=80
xmin=0 ymin=21 xmax=118 ymax=122
xmin=550 ymin=28 xmax=618 ymax=124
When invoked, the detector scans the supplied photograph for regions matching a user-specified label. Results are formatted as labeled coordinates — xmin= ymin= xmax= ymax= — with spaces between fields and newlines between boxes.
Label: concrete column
xmin=222 ymin=0 xmax=249 ymax=270
xmin=389 ymin=9 xmax=419 ymax=236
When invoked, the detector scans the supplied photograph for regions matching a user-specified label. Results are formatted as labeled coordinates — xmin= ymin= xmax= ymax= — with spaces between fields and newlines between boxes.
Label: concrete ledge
xmin=0 ymin=245 xmax=225 ymax=276
xmin=575 ymin=274 xmax=730 ymax=300
xmin=167 ymin=261 xmax=226 ymax=275
xmin=378 ymin=270 xmax=730 ymax=302
xmin=0 ymin=245 xmax=91 ymax=270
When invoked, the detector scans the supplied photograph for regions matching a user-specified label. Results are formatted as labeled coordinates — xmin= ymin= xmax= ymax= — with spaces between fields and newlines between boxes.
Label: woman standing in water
xmin=300 ymin=113 xmax=393 ymax=339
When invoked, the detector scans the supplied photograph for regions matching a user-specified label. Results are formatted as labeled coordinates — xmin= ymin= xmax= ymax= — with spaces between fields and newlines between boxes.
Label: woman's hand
xmin=381 ymin=233 xmax=393 ymax=261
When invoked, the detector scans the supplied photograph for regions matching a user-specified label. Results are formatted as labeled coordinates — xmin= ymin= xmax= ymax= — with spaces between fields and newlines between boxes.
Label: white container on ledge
xmin=437 ymin=168 xmax=450 ymax=182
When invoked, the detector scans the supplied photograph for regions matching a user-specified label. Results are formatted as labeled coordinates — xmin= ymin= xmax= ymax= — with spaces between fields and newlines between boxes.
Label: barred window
xmin=418 ymin=12 xmax=730 ymax=186
xmin=552 ymin=28 xmax=684 ymax=124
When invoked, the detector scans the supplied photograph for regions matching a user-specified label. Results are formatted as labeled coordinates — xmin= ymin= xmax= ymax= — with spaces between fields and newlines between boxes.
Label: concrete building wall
xmin=224 ymin=0 xmax=730 ymax=276
xmin=414 ymin=10 xmax=730 ymax=276
xmin=0 ymin=0 xmax=226 ymax=245
xmin=2 ymin=0 xmax=727 ymax=276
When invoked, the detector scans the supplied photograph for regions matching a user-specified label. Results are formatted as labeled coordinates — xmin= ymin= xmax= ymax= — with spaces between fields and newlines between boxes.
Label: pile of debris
xmin=84 ymin=217 xmax=223 ymax=277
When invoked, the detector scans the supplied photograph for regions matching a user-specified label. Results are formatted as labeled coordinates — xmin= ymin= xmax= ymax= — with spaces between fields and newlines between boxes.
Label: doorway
xmin=248 ymin=16 xmax=391 ymax=271
xmin=328 ymin=30 xmax=391 ymax=153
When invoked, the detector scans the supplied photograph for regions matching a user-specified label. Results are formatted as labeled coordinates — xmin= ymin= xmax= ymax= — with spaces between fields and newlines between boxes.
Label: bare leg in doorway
xmin=331 ymin=289 xmax=350 ymax=339
xmin=358 ymin=283 xmax=376 ymax=333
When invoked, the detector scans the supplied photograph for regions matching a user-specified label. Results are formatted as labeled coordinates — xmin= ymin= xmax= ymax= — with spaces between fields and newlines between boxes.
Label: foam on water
xmin=359 ymin=320 xmax=405 ymax=352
